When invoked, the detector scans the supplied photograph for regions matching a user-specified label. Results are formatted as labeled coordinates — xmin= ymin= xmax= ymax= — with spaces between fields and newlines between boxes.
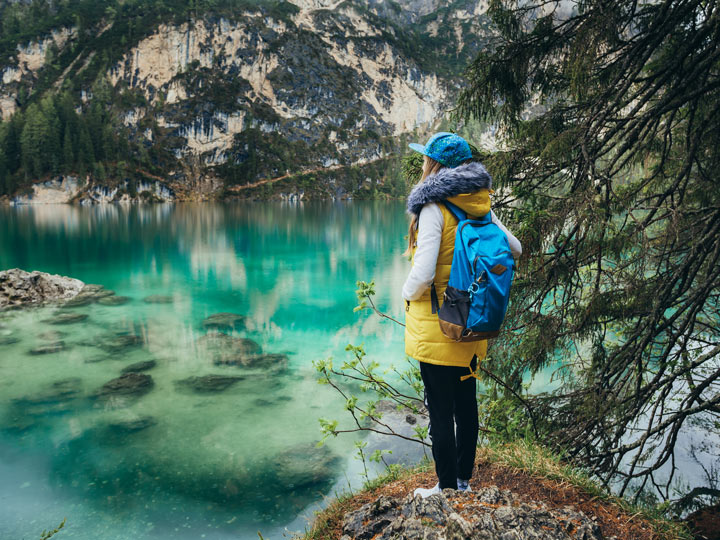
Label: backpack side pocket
xmin=438 ymin=286 xmax=471 ymax=341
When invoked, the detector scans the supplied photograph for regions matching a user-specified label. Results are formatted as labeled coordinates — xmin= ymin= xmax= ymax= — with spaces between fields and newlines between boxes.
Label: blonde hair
xmin=404 ymin=155 xmax=445 ymax=256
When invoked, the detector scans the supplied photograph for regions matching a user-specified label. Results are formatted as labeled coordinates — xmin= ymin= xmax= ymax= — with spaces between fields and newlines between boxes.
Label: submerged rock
xmin=121 ymin=359 xmax=157 ymax=373
xmin=62 ymin=285 xmax=116 ymax=307
xmin=14 ymin=378 xmax=83 ymax=406
xmin=143 ymin=295 xmax=174 ymax=304
xmin=213 ymin=353 xmax=288 ymax=371
xmin=107 ymin=416 xmax=157 ymax=434
xmin=365 ymin=399 xmax=429 ymax=466
xmin=8 ymin=378 xmax=84 ymax=423
xmin=43 ymin=312 xmax=89 ymax=325
xmin=61 ymin=294 xmax=95 ymax=308
xmin=95 ymin=373 xmax=154 ymax=398
xmin=0 ymin=268 xmax=84 ymax=308
xmin=97 ymin=295 xmax=130 ymax=306
xmin=269 ymin=443 xmax=340 ymax=489
xmin=38 ymin=330 xmax=67 ymax=341
xmin=197 ymin=333 xmax=262 ymax=363
xmin=100 ymin=333 xmax=144 ymax=352
xmin=175 ymin=374 xmax=244 ymax=393
xmin=28 ymin=341 xmax=68 ymax=355
xmin=201 ymin=312 xmax=247 ymax=332
xmin=0 ymin=335 xmax=20 ymax=346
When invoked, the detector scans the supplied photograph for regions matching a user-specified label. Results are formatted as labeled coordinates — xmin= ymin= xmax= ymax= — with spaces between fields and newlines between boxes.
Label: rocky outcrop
xmin=10 ymin=176 xmax=174 ymax=205
xmin=340 ymin=487 xmax=609 ymax=540
xmin=0 ymin=268 xmax=84 ymax=308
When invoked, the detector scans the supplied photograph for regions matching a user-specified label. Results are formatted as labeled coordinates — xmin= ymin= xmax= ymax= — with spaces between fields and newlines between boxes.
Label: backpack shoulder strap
xmin=442 ymin=200 xmax=467 ymax=222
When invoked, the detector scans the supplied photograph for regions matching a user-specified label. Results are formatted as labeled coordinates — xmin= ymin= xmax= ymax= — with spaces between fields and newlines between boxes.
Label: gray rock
xmin=201 ymin=312 xmax=247 ymax=331
xmin=143 ymin=295 xmax=174 ymax=304
xmin=338 ymin=488 xmax=606 ymax=540
xmin=175 ymin=374 xmax=244 ymax=393
xmin=95 ymin=373 xmax=154 ymax=398
xmin=0 ymin=268 xmax=84 ymax=308
xmin=121 ymin=360 xmax=157 ymax=373
xmin=97 ymin=295 xmax=130 ymax=306
xmin=43 ymin=312 xmax=89 ymax=325
xmin=28 ymin=341 xmax=67 ymax=355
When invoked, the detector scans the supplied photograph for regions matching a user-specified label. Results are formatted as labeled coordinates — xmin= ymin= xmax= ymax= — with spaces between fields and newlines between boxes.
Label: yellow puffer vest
xmin=404 ymin=191 xmax=491 ymax=367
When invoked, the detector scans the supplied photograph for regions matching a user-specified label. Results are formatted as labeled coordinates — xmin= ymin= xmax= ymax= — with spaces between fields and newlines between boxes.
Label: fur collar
xmin=406 ymin=161 xmax=492 ymax=216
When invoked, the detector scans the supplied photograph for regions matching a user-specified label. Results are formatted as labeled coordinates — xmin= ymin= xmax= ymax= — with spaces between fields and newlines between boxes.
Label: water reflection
xmin=0 ymin=201 xmax=410 ymax=540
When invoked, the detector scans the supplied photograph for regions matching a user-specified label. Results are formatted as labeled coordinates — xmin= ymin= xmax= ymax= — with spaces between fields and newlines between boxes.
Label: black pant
xmin=419 ymin=356 xmax=479 ymax=490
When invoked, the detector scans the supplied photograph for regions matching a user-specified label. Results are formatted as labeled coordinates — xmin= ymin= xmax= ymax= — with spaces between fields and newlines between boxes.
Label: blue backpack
xmin=430 ymin=201 xmax=515 ymax=342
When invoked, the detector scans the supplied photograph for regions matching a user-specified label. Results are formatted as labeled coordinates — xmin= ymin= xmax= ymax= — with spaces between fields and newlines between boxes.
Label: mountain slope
xmin=0 ymin=0 xmax=491 ymax=201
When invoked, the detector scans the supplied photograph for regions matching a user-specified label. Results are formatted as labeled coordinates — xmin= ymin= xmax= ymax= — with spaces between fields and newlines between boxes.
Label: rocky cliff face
xmin=0 ymin=0 xmax=492 ymax=201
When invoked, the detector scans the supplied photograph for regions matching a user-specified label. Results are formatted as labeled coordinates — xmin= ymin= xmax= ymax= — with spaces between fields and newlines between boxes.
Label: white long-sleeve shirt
xmin=402 ymin=203 xmax=522 ymax=301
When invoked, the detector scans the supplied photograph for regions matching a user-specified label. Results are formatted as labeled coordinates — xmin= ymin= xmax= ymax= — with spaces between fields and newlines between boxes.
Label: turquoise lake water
xmin=0 ymin=202 xmax=415 ymax=540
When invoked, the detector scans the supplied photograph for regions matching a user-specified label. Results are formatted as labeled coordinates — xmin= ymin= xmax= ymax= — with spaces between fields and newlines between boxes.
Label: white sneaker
xmin=457 ymin=479 xmax=472 ymax=492
xmin=413 ymin=483 xmax=441 ymax=498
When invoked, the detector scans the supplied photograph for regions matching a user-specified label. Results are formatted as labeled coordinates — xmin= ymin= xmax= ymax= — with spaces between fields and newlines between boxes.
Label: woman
xmin=403 ymin=132 xmax=522 ymax=497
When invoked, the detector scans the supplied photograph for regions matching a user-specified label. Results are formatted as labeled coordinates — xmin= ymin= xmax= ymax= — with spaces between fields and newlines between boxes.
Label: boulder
xmin=201 ymin=312 xmax=247 ymax=332
xmin=121 ymin=359 xmax=157 ymax=373
xmin=0 ymin=268 xmax=84 ymax=308
xmin=175 ymin=374 xmax=244 ymax=393
xmin=95 ymin=373 xmax=154 ymax=398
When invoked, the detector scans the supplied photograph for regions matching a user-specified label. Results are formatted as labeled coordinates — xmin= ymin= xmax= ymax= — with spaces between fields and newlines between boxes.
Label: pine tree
xmin=77 ymin=121 xmax=95 ymax=167
xmin=20 ymin=103 xmax=50 ymax=178
xmin=62 ymin=126 xmax=74 ymax=168
xmin=0 ymin=123 xmax=8 ymax=195
xmin=458 ymin=0 xmax=720 ymax=507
